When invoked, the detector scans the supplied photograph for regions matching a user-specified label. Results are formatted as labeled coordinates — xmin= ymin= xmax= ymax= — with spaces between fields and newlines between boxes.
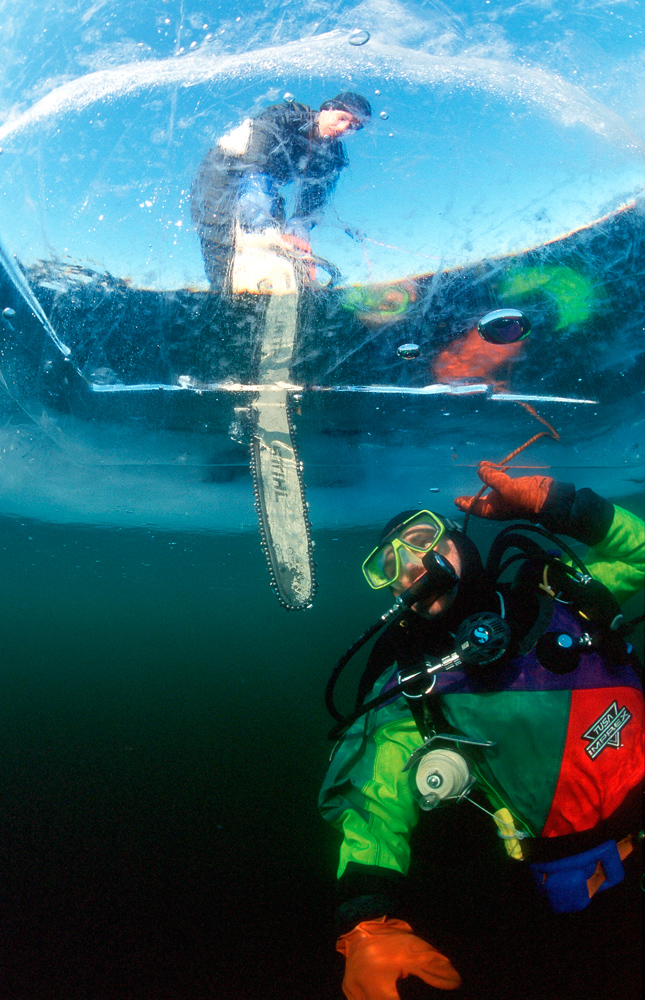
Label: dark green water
xmin=0 ymin=499 xmax=642 ymax=998
xmin=0 ymin=518 xmax=385 ymax=999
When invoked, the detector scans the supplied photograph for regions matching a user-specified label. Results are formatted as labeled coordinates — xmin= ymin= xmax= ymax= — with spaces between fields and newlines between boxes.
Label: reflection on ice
xmin=0 ymin=31 xmax=643 ymax=288
xmin=0 ymin=13 xmax=643 ymax=605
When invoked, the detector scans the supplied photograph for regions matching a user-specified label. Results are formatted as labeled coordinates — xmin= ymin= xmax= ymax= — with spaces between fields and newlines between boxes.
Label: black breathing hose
xmin=325 ymin=552 xmax=458 ymax=725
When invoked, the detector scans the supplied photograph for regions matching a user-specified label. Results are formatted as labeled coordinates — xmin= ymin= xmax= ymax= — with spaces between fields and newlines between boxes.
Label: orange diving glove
xmin=454 ymin=461 xmax=554 ymax=521
xmin=336 ymin=916 xmax=462 ymax=999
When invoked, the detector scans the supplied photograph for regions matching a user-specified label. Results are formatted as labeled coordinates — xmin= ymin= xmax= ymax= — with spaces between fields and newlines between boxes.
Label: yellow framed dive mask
xmin=362 ymin=510 xmax=446 ymax=589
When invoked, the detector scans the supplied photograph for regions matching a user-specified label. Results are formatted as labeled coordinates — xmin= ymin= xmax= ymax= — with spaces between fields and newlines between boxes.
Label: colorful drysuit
xmin=319 ymin=495 xmax=644 ymax=917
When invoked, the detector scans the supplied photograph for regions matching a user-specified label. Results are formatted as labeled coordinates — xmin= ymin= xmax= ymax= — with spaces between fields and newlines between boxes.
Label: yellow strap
xmin=493 ymin=808 xmax=524 ymax=860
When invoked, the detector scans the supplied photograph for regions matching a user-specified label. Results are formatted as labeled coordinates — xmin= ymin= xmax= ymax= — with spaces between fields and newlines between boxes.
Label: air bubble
xmin=397 ymin=342 xmax=420 ymax=360
xmin=283 ymin=92 xmax=295 ymax=103
xmin=477 ymin=309 xmax=531 ymax=345
xmin=3 ymin=307 xmax=16 ymax=318
xmin=348 ymin=29 xmax=370 ymax=45
xmin=374 ymin=89 xmax=381 ymax=96
xmin=380 ymin=111 xmax=389 ymax=120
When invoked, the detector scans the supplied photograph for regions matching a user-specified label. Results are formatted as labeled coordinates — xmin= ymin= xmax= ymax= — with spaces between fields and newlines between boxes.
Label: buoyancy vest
xmin=398 ymin=598 xmax=644 ymax=839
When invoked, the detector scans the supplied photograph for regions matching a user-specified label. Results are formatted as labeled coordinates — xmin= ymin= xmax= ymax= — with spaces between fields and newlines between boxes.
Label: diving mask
xmin=362 ymin=510 xmax=445 ymax=589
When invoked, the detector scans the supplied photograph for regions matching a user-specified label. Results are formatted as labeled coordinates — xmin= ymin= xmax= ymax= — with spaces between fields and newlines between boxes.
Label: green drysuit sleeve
xmin=581 ymin=504 xmax=645 ymax=604
xmin=335 ymin=717 xmax=423 ymax=878
xmin=319 ymin=665 xmax=425 ymax=878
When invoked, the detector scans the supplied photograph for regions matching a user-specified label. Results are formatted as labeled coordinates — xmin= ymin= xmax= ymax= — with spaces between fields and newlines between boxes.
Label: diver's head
xmin=363 ymin=509 xmax=485 ymax=621
xmin=318 ymin=92 xmax=372 ymax=136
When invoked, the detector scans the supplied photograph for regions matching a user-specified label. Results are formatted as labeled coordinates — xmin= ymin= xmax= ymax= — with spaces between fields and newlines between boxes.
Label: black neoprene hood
xmin=320 ymin=91 xmax=372 ymax=120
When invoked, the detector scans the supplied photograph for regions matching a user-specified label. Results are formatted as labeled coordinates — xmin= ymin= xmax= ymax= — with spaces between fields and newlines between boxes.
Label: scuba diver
xmin=190 ymin=92 xmax=371 ymax=290
xmin=320 ymin=463 xmax=644 ymax=1000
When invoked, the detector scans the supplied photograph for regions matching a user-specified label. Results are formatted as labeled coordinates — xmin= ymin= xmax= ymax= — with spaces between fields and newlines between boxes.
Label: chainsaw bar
xmin=236 ymin=229 xmax=316 ymax=609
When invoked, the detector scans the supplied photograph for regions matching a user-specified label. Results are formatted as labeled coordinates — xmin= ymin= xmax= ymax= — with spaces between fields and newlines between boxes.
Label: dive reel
xmin=403 ymin=731 xmax=528 ymax=851
xmin=403 ymin=733 xmax=496 ymax=811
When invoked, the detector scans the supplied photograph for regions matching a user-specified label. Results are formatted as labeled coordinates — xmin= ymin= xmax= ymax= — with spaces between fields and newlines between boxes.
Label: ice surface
xmin=0 ymin=0 xmax=643 ymax=538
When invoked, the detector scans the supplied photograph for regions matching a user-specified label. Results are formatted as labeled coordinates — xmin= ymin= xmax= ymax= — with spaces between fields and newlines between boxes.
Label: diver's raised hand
xmin=454 ymin=462 xmax=554 ymax=521
xmin=337 ymin=917 xmax=461 ymax=999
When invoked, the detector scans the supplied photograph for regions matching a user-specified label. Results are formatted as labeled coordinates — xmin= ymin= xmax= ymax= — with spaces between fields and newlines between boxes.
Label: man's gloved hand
xmin=336 ymin=916 xmax=462 ymax=999
xmin=280 ymin=231 xmax=315 ymax=282
xmin=454 ymin=461 xmax=554 ymax=521
xmin=280 ymin=231 xmax=312 ymax=255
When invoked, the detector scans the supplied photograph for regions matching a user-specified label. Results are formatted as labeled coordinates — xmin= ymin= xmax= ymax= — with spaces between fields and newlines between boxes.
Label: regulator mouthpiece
xmin=397 ymin=550 xmax=459 ymax=609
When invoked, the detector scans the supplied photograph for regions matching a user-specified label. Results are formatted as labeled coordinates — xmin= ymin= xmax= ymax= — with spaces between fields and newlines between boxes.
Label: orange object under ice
xmin=433 ymin=325 xmax=523 ymax=387
xmin=336 ymin=916 xmax=462 ymax=999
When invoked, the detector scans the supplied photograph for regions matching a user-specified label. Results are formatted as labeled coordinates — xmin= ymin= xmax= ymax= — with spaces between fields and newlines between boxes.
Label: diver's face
xmin=317 ymin=109 xmax=360 ymax=138
xmin=389 ymin=532 xmax=462 ymax=619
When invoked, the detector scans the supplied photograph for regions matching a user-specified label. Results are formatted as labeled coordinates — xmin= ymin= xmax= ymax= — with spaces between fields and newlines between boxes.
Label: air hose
xmin=325 ymin=551 xmax=458 ymax=726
